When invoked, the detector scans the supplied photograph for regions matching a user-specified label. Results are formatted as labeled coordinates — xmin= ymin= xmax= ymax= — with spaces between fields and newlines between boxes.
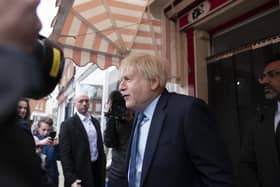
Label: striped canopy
xmin=50 ymin=0 xmax=162 ymax=69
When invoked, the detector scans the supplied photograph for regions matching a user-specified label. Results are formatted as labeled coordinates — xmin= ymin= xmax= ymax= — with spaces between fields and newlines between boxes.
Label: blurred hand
xmin=104 ymin=101 xmax=112 ymax=113
xmin=71 ymin=179 xmax=82 ymax=187
xmin=0 ymin=0 xmax=41 ymax=53
xmin=39 ymin=137 xmax=53 ymax=146
xmin=52 ymin=137 xmax=59 ymax=146
xmin=35 ymin=146 xmax=41 ymax=155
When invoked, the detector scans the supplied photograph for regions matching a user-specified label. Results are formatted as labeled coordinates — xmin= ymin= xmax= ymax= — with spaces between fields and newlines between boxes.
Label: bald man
xmin=59 ymin=94 xmax=106 ymax=187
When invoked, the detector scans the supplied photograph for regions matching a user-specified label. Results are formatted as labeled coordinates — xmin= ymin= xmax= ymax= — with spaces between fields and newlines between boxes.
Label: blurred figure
xmin=34 ymin=117 xmax=59 ymax=187
xmin=59 ymin=93 xmax=106 ymax=187
xmin=0 ymin=1 xmax=59 ymax=186
xmin=17 ymin=98 xmax=31 ymax=120
xmin=17 ymin=98 xmax=32 ymax=130
xmin=118 ymin=53 xmax=233 ymax=187
xmin=240 ymin=56 xmax=280 ymax=187
xmin=0 ymin=0 xmax=41 ymax=53
xmin=104 ymin=90 xmax=134 ymax=187
xmin=0 ymin=1 xmax=56 ymax=186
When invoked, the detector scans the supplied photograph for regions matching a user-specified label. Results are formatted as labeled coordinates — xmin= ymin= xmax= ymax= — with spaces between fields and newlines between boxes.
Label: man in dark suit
xmin=239 ymin=56 xmax=280 ymax=187
xmin=118 ymin=53 xmax=234 ymax=187
xmin=59 ymin=93 xmax=106 ymax=187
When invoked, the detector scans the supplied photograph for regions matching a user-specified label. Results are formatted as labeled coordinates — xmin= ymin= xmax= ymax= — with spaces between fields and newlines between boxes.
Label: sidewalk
xmin=57 ymin=161 xmax=64 ymax=187
xmin=57 ymin=161 xmax=109 ymax=187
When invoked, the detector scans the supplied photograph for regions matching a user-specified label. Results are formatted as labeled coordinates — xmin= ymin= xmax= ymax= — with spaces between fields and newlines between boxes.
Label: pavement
xmin=57 ymin=161 xmax=64 ymax=187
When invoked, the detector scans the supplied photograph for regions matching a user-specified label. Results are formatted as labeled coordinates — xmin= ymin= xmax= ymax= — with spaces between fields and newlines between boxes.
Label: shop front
xmin=152 ymin=0 xmax=280 ymax=185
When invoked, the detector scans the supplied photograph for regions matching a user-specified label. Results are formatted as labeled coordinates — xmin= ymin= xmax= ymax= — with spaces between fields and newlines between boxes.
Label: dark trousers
xmin=91 ymin=161 xmax=101 ymax=187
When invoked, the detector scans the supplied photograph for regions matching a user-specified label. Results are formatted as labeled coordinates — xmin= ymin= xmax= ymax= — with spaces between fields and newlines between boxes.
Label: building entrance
xmin=207 ymin=37 xmax=280 ymax=185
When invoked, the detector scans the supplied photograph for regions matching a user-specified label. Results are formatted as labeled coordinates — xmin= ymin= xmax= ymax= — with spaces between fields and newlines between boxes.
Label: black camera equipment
xmin=49 ymin=131 xmax=57 ymax=141
xmin=105 ymin=90 xmax=127 ymax=119
xmin=0 ymin=35 xmax=65 ymax=121
xmin=0 ymin=35 xmax=65 ymax=187
xmin=28 ymin=35 xmax=65 ymax=99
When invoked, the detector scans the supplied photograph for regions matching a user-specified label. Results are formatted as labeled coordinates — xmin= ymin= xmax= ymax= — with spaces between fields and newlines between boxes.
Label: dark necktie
xmin=129 ymin=112 xmax=145 ymax=187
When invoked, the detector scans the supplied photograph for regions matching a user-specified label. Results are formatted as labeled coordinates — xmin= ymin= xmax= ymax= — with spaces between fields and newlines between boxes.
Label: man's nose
xmin=259 ymin=77 xmax=270 ymax=84
xmin=119 ymin=81 xmax=126 ymax=91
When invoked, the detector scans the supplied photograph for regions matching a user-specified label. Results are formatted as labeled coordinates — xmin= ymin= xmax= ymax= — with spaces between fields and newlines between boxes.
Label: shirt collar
xmin=77 ymin=112 xmax=90 ymax=122
xmin=277 ymin=101 xmax=280 ymax=114
xmin=143 ymin=94 xmax=161 ymax=120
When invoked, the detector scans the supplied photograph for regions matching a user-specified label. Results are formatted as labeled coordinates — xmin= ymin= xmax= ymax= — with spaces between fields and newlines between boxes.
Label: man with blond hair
xmin=119 ymin=53 xmax=234 ymax=187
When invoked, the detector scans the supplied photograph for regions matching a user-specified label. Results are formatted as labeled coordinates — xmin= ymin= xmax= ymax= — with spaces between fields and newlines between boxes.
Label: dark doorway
xmin=207 ymin=42 xmax=280 ymax=186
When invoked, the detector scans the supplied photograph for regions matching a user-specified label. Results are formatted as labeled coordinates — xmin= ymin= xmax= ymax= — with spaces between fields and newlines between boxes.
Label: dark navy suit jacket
xmin=240 ymin=102 xmax=280 ymax=187
xmin=127 ymin=89 xmax=234 ymax=187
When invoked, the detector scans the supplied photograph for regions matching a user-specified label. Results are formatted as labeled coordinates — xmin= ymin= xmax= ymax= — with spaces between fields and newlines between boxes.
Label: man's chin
xmin=126 ymin=104 xmax=133 ymax=110
xmin=265 ymin=93 xmax=277 ymax=100
xmin=126 ymin=102 xmax=137 ymax=111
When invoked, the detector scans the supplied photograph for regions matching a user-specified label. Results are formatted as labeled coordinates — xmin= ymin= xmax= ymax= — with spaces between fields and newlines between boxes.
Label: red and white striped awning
xmin=50 ymin=0 xmax=162 ymax=69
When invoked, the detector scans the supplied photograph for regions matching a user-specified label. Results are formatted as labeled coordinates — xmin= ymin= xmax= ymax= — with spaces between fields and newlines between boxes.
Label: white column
xmin=193 ymin=29 xmax=210 ymax=102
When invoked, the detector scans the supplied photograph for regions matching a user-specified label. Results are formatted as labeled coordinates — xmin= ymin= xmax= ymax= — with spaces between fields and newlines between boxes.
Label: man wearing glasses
xmin=240 ymin=56 xmax=280 ymax=187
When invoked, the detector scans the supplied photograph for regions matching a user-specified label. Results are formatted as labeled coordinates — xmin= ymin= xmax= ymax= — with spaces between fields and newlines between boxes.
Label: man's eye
xmin=79 ymin=100 xmax=89 ymax=103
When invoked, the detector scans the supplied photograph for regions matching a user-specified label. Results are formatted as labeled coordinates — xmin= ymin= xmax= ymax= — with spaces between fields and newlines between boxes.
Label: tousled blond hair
xmin=119 ymin=53 xmax=168 ymax=88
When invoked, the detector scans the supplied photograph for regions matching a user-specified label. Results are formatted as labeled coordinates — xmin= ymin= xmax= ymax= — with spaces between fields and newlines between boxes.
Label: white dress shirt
xmin=129 ymin=95 xmax=160 ymax=187
xmin=77 ymin=112 xmax=98 ymax=161
xmin=274 ymin=102 xmax=280 ymax=133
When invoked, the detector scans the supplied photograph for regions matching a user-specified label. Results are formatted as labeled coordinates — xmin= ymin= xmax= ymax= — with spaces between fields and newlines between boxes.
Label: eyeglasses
xmin=258 ymin=69 xmax=280 ymax=82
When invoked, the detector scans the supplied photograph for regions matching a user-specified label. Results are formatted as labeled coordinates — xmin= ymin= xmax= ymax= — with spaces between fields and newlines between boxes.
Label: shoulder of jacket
xmin=62 ymin=116 xmax=77 ymax=125
xmin=170 ymin=93 xmax=207 ymax=106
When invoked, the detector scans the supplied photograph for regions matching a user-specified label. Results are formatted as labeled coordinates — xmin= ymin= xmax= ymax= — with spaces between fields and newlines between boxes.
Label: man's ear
xmin=150 ymin=78 xmax=160 ymax=90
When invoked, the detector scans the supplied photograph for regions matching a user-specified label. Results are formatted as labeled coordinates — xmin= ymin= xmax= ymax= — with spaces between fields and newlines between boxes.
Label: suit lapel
xmin=260 ymin=109 xmax=276 ymax=147
xmin=140 ymin=90 xmax=169 ymax=186
xmin=90 ymin=116 xmax=102 ymax=148
xmin=257 ymin=104 xmax=280 ymax=165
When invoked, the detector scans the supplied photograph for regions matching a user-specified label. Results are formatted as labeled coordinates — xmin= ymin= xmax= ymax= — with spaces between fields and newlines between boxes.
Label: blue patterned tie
xmin=129 ymin=112 xmax=145 ymax=187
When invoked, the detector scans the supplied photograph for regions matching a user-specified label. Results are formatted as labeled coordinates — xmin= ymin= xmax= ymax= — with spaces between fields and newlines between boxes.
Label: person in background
xmin=34 ymin=117 xmax=59 ymax=187
xmin=17 ymin=98 xmax=32 ymax=130
xmin=17 ymin=98 xmax=31 ymax=121
xmin=104 ymin=90 xmax=134 ymax=187
xmin=239 ymin=55 xmax=280 ymax=187
xmin=59 ymin=93 xmax=106 ymax=187
xmin=118 ymin=53 xmax=234 ymax=187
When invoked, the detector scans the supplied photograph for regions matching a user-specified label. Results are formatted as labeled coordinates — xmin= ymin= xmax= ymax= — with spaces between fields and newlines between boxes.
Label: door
xmin=207 ymin=41 xmax=280 ymax=185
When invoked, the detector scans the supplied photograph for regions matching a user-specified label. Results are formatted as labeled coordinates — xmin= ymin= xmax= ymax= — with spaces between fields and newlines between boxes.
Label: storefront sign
xmin=179 ymin=0 xmax=230 ymax=29
xmin=188 ymin=1 xmax=210 ymax=23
